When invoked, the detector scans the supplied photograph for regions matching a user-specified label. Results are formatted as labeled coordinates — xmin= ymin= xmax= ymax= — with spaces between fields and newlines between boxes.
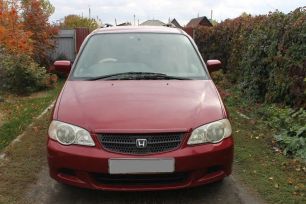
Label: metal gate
xmin=52 ymin=29 xmax=75 ymax=61
xmin=51 ymin=28 xmax=90 ymax=62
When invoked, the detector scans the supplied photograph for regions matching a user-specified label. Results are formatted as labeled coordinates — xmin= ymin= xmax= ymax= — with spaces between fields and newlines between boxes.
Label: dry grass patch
xmin=0 ymin=112 xmax=50 ymax=204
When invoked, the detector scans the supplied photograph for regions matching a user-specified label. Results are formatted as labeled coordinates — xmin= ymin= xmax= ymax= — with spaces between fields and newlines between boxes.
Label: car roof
xmin=93 ymin=26 xmax=185 ymax=35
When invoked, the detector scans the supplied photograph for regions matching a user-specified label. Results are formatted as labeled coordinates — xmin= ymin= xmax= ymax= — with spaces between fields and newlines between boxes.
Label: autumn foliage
xmin=22 ymin=0 xmax=58 ymax=66
xmin=0 ymin=0 xmax=57 ymax=64
xmin=0 ymin=0 xmax=33 ymax=54
xmin=60 ymin=14 xmax=99 ymax=31
xmin=0 ymin=0 xmax=58 ymax=94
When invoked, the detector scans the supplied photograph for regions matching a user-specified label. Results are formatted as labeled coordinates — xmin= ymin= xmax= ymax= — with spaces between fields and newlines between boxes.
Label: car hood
xmin=56 ymin=80 xmax=225 ymax=133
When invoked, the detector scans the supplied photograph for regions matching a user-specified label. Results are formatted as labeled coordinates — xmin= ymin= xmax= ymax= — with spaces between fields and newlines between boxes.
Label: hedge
xmin=195 ymin=8 xmax=306 ymax=107
xmin=0 ymin=48 xmax=57 ymax=95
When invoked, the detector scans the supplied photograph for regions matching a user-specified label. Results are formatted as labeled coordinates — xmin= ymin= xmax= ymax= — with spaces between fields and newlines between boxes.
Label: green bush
xmin=0 ymin=52 xmax=51 ymax=94
xmin=274 ymin=107 xmax=306 ymax=161
xmin=0 ymin=48 xmax=6 ymax=90
xmin=256 ymin=105 xmax=306 ymax=161
xmin=274 ymin=128 xmax=306 ymax=161
xmin=55 ymin=53 xmax=68 ymax=60
xmin=195 ymin=8 xmax=306 ymax=107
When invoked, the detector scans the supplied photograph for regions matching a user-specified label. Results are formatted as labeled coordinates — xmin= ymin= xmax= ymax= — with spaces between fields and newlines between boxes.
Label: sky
xmin=49 ymin=0 xmax=305 ymax=26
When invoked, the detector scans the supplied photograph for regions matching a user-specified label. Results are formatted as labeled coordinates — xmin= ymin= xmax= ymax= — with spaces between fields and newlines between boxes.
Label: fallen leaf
xmin=297 ymin=183 xmax=305 ymax=189
xmin=274 ymin=183 xmax=279 ymax=189
xmin=287 ymin=178 xmax=294 ymax=185
xmin=33 ymin=126 xmax=38 ymax=133
xmin=273 ymin=147 xmax=280 ymax=152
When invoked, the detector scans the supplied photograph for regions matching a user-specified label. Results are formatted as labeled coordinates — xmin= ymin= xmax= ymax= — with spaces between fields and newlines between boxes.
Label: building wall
xmin=199 ymin=20 xmax=213 ymax=27
xmin=183 ymin=27 xmax=195 ymax=39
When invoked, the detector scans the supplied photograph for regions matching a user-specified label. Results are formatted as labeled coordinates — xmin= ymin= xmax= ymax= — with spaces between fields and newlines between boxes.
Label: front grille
xmin=92 ymin=173 xmax=188 ymax=186
xmin=98 ymin=133 xmax=185 ymax=154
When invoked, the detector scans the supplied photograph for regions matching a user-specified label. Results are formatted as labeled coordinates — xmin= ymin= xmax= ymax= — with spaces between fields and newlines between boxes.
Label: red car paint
xmin=48 ymin=26 xmax=233 ymax=191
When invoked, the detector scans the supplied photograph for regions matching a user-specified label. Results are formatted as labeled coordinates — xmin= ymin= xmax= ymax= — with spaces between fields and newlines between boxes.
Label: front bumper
xmin=47 ymin=137 xmax=233 ymax=191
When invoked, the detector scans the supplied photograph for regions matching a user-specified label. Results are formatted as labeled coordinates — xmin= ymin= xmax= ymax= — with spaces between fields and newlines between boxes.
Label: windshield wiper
xmin=87 ymin=72 xmax=192 ymax=81
xmin=87 ymin=72 xmax=136 ymax=80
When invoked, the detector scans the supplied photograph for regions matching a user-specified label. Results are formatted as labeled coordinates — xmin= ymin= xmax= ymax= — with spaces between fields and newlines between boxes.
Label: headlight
xmin=48 ymin=121 xmax=95 ymax=146
xmin=187 ymin=119 xmax=232 ymax=145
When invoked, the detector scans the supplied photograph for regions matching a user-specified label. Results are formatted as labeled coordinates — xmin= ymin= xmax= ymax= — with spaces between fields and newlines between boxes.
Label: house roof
xmin=186 ymin=16 xmax=212 ymax=28
xmin=117 ymin=22 xmax=132 ymax=26
xmin=171 ymin=18 xmax=182 ymax=28
xmin=140 ymin=20 xmax=166 ymax=26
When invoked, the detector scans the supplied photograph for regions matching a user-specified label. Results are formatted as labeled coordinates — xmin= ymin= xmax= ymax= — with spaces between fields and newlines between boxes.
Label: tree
xmin=209 ymin=19 xmax=219 ymax=26
xmin=22 ymin=0 xmax=58 ymax=66
xmin=61 ymin=15 xmax=99 ymax=30
xmin=240 ymin=12 xmax=251 ymax=18
xmin=39 ymin=0 xmax=55 ymax=16
xmin=22 ymin=0 xmax=55 ymax=16
xmin=0 ymin=0 xmax=33 ymax=54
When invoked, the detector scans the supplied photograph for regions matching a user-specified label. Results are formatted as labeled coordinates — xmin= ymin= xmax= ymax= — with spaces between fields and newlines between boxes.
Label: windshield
xmin=72 ymin=33 xmax=207 ymax=80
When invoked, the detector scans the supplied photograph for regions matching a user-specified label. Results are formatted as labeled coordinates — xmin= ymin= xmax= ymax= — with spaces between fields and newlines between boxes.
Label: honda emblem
xmin=136 ymin=139 xmax=147 ymax=148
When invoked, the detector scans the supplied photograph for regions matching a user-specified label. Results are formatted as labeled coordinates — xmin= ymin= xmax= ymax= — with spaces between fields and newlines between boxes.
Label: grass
xmin=0 ymin=111 xmax=51 ymax=204
xmin=225 ymin=88 xmax=306 ymax=204
xmin=0 ymin=81 xmax=64 ymax=151
xmin=0 ymin=81 xmax=64 ymax=203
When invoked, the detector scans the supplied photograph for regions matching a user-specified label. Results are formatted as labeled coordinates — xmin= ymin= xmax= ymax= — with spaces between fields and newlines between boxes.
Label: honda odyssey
xmin=48 ymin=26 xmax=233 ymax=191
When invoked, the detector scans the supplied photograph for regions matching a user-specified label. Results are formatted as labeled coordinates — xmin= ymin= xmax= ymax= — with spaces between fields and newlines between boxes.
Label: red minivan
xmin=48 ymin=26 xmax=233 ymax=191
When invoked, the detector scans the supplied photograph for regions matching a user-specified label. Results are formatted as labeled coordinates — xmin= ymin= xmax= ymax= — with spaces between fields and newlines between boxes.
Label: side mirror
xmin=207 ymin=60 xmax=222 ymax=72
xmin=54 ymin=60 xmax=71 ymax=75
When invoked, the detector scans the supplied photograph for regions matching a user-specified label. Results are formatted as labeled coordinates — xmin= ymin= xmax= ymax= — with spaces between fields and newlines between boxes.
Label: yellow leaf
xmin=287 ymin=178 xmax=293 ymax=185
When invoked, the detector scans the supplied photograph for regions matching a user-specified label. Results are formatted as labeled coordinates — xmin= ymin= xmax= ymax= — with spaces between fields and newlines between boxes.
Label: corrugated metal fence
xmin=51 ymin=28 xmax=90 ymax=61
